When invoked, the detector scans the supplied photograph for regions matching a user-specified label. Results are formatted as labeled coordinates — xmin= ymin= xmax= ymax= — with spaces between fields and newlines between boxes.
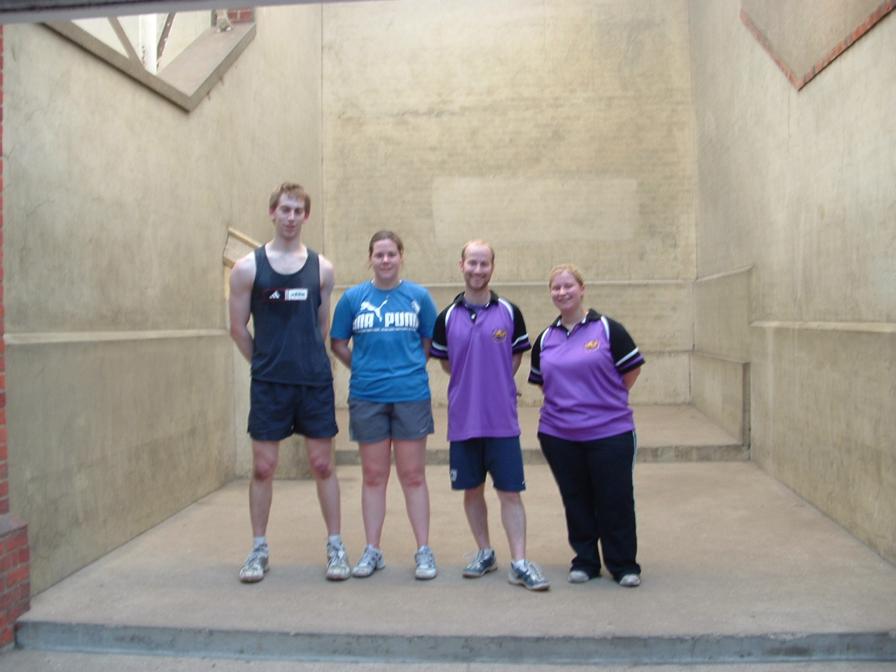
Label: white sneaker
xmin=462 ymin=548 xmax=497 ymax=578
xmin=619 ymin=573 xmax=641 ymax=587
xmin=326 ymin=539 xmax=351 ymax=581
xmin=508 ymin=559 xmax=550 ymax=591
xmin=568 ymin=569 xmax=591 ymax=584
xmin=239 ymin=546 xmax=269 ymax=583
xmin=414 ymin=545 xmax=438 ymax=580
xmin=352 ymin=545 xmax=384 ymax=578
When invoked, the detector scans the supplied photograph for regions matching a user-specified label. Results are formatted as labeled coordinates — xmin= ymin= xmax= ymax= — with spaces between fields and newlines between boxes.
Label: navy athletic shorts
xmin=449 ymin=436 xmax=526 ymax=492
xmin=248 ymin=379 xmax=338 ymax=441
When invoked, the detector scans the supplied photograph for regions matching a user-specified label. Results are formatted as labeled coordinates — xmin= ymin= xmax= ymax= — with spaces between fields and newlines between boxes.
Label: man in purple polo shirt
xmin=431 ymin=240 xmax=550 ymax=592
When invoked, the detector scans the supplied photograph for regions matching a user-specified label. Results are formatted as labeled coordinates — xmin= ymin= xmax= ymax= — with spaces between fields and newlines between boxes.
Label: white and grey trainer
xmin=462 ymin=548 xmax=497 ymax=578
xmin=239 ymin=546 xmax=269 ymax=583
xmin=326 ymin=539 xmax=351 ymax=581
xmin=414 ymin=545 xmax=438 ymax=580
xmin=508 ymin=559 xmax=550 ymax=591
xmin=352 ymin=544 xmax=385 ymax=578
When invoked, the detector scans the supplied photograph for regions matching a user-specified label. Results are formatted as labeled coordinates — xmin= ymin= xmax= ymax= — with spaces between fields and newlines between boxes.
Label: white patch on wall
xmin=432 ymin=176 xmax=638 ymax=244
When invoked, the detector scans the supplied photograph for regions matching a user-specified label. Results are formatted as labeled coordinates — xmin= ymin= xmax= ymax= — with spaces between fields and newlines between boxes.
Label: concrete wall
xmin=4 ymin=4 xmax=323 ymax=592
xmin=321 ymin=0 xmax=697 ymax=408
xmin=689 ymin=1 xmax=895 ymax=562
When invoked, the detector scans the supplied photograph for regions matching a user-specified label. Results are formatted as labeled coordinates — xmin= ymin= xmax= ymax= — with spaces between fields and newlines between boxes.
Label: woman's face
xmin=370 ymin=238 xmax=402 ymax=286
xmin=550 ymin=271 xmax=584 ymax=313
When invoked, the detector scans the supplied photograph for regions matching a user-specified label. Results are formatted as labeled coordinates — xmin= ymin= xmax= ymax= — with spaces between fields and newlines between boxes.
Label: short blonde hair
xmin=461 ymin=239 xmax=495 ymax=262
xmin=548 ymin=263 xmax=584 ymax=288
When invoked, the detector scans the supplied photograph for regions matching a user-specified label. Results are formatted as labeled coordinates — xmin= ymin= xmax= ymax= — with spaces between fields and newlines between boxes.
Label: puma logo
xmin=360 ymin=299 xmax=388 ymax=322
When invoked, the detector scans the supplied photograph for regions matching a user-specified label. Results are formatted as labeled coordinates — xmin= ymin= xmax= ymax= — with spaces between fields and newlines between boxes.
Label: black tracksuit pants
xmin=539 ymin=430 xmax=640 ymax=581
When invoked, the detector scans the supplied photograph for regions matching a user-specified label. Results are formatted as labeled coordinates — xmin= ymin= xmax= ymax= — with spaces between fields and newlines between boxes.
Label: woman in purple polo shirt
xmin=529 ymin=263 xmax=644 ymax=587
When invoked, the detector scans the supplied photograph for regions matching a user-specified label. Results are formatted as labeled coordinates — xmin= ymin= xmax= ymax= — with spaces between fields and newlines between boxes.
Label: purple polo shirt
xmin=431 ymin=292 xmax=530 ymax=441
xmin=529 ymin=309 xmax=645 ymax=442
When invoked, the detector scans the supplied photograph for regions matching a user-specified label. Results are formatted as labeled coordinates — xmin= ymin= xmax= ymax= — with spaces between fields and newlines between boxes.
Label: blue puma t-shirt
xmin=331 ymin=280 xmax=437 ymax=402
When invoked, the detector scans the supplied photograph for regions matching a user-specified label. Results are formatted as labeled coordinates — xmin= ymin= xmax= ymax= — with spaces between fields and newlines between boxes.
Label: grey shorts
xmin=348 ymin=398 xmax=435 ymax=443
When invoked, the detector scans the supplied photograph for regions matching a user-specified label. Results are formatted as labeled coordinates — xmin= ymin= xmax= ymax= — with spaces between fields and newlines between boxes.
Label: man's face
xmin=460 ymin=244 xmax=494 ymax=294
xmin=270 ymin=194 xmax=307 ymax=240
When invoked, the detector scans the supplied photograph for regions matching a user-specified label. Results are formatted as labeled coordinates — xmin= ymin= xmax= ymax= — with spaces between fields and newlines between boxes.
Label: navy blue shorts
xmin=248 ymin=379 xmax=338 ymax=441
xmin=449 ymin=436 xmax=526 ymax=492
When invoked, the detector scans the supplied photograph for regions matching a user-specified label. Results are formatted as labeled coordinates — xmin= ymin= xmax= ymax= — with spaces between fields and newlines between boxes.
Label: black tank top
xmin=250 ymin=246 xmax=332 ymax=385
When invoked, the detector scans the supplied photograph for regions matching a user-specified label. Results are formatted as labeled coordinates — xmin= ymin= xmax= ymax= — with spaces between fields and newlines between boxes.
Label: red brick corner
xmin=227 ymin=8 xmax=255 ymax=24
xmin=0 ymin=515 xmax=29 ymax=648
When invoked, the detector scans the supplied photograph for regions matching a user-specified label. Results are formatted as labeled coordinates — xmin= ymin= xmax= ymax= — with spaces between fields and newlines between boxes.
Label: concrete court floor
xmin=11 ymin=461 xmax=896 ymax=666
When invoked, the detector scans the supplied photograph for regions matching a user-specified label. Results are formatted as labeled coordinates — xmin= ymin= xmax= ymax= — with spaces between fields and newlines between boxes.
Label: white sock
xmin=253 ymin=536 xmax=267 ymax=550
xmin=328 ymin=534 xmax=343 ymax=546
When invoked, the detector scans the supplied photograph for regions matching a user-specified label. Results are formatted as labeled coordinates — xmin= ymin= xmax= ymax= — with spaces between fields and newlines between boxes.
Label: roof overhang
xmin=0 ymin=0 xmax=375 ymax=24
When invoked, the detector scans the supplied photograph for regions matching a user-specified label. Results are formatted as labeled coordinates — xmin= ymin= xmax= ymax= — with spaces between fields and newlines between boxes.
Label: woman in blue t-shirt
xmin=331 ymin=230 xmax=439 ymax=580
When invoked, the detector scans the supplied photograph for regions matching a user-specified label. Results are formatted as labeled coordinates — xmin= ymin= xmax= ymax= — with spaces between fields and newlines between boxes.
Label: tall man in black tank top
xmin=229 ymin=183 xmax=350 ymax=583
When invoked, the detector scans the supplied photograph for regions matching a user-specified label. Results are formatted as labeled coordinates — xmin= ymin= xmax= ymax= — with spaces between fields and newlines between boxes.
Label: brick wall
xmin=0 ymin=24 xmax=32 ymax=648
xmin=0 ymin=518 xmax=29 ymax=647
xmin=227 ymin=8 xmax=255 ymax=24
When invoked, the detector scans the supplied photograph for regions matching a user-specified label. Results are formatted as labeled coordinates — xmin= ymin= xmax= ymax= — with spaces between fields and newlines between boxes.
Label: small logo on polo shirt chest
xmin=584 ymin=339 xmax=600 ymax=350
xmin=492 ymin=329 xmax=507 ymax=341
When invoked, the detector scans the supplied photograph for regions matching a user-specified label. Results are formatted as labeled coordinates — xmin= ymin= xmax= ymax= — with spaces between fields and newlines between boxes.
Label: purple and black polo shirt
xmin=431 ymin=291 xmax=531 ymax=442
xmin=528 ymin=309 xmax=645 ymax=442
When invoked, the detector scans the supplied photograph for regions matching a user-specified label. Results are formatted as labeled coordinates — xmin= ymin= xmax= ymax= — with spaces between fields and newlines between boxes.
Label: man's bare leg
xmin=306 ymin=437 xmax=340 ymax=535
xmin=497 ymin=489 xmax=526 ymax=562
xmin=463 ymin=484 xmax=491 ymax=549
xmin=249 ymin=440 xmax=279 ymax=536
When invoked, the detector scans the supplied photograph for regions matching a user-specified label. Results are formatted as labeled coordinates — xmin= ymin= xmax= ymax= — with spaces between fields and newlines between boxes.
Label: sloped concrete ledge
xmin=335 ymin=444 xmax=748 ymax=466
xmin=44 ymin=21 xmax=255 ymax=112
xmin=333 ymin=405 xmax=747 ymax=465
xmin=15 ymin=622 xmax=896 ymax=665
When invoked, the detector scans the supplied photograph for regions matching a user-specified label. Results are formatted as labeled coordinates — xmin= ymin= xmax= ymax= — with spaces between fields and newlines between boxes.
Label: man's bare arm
xmin=318 ymin=254 xmax=335 ymax=342
xmin=229 ymin=254 xmax=256 ymax=363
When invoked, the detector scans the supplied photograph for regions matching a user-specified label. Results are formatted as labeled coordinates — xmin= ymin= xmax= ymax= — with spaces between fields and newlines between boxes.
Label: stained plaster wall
xmin=689 ymin=1 xmax=895 ymax=562
xmin=4 ymin=4 xmax=323 ymax=592
xmin=320 ymin=0 xmax=697 ymax=410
